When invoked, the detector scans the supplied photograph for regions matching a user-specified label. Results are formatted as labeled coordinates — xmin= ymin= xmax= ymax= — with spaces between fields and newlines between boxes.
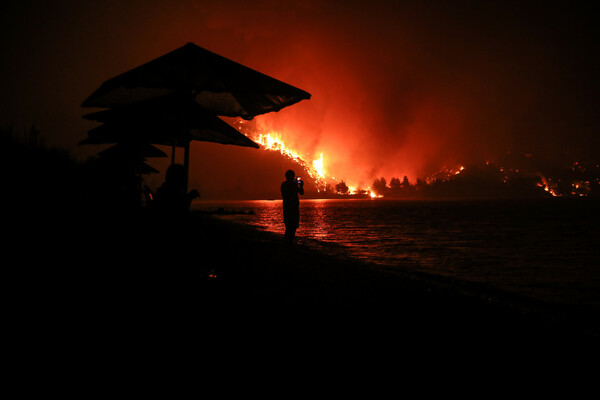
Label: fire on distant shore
xmin=250 ymin=128 xmax=599 ymax=199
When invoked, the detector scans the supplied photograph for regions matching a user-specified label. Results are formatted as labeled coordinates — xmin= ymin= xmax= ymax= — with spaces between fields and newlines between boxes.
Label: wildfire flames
xmin=255 ymin=132 xmax=331 ymax=192
xmin=313 ymin=153 xmax=325 ymax=180
xmin=254 ymin=131 xmax=390 ymax=197
xmin=538 ymin=176 xmax=559 ymax=197
xmin=244 ymin=125 xmax=598 ymax=199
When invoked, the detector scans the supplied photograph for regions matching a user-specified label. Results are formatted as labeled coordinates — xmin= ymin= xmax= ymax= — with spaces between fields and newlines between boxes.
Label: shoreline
xmin=11 ymin=205 xmax=598 ymax=343
xmin=180 ymin=211 xmax=599 ymax=338
xmin=193 ymin=197 xmax=600 ymax=305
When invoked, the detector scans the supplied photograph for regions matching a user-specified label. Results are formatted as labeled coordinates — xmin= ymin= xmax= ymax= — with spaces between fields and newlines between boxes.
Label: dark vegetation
xmin=368 ymin=159 xmax=600 ymax=199
xmin=2 ymin=125 xmax=142 ymax=225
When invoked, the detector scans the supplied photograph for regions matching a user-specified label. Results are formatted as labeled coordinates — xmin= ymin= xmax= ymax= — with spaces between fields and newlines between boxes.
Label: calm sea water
xmin=193 ymin=198 xmax=600 ymax=308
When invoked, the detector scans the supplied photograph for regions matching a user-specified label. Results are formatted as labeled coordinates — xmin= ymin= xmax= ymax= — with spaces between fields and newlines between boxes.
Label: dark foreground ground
xmin=8 ymin=204 xmax=600 ymax=358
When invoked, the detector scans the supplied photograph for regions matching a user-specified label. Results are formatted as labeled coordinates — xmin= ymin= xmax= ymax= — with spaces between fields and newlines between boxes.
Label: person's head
xmin=285 ymin=169 xmax=295 ymax=181
xmin=165 ymin=164 xmax=186 ymax=188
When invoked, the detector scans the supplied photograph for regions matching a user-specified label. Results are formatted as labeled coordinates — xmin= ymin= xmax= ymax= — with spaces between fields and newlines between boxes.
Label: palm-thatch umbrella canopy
xmin=81 ymin=42 xmax=311 ymax=120
xmin=96 ymin=143 xmax=163 ymax=175
xmin=97 ymin=142 xmax=168 ymax=159
xmin=81 ymin=94 xmax=260 ymax=151
xmin=80 ymin=94 xmax=260 ymax=194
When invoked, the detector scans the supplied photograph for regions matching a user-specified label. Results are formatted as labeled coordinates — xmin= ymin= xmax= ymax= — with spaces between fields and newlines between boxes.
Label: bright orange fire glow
xmin=313 ymin=153 xmax=325 ymax=179
xmin=256 ymin=132 xmax=304 ymax=164
xmin=254 ymin=132 xmax=333 ymax=192
xmin=252 ymin=130 xmax=462 ymax=197
xmin=369 ymin=190 xmax=383 ymax=198
xmin=538 ymin=176 xmax=559 ymax=197
xmin=247 ymin=127 xmax=578 ymax=199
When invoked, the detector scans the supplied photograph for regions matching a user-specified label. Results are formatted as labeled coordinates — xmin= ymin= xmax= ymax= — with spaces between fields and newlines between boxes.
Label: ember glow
xmin=538 ymin=176 xmax=559 ymax=197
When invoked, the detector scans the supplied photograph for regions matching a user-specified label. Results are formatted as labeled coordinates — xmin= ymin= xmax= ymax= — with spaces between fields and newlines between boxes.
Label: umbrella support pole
xmin=183 ymin=141 xmax=190 ymax=192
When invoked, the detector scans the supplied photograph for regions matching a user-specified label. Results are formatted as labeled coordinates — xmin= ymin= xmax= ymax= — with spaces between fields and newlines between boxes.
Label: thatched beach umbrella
xmin=80 ymin=94 xmax=260 ymax=190
xmin=97 ymin=142 xmax=168 ymax=159
xmin=81 ymin=43 xmax=308 ymax=190
xmin=81 ymin=94 xmax=259 ymax=152
xmin=81 ymin=42 xmax=311 ymax=120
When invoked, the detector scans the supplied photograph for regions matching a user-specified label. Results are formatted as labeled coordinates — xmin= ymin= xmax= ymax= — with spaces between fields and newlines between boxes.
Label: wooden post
xmin=183 ymin=140 xmax=190 ymax=192
xmin=171 ymin=143 xmax=176 ymax=165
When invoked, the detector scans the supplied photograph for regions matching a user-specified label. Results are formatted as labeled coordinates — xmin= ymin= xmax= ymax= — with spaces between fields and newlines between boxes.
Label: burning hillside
xmin=225 ymin=118 xmax=600 ymax=199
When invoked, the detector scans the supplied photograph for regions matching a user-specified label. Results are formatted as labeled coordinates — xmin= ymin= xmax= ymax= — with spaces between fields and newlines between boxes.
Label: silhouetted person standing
xmin=281 ymin=169 xmax=304 ymax=248
xmin=153 ymin=164 xmax=199 ymax=219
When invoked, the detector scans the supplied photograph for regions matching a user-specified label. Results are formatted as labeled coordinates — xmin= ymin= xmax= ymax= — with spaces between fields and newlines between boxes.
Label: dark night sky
xmin=1 ymin=0 xmax=598 ymax=198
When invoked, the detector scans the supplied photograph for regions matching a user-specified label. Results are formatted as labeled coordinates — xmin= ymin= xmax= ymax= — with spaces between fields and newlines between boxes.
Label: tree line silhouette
xmin=2 ymin=125 xmax=148 ymax=225
xmin=333 ymin=161 xmax=600 ymax=199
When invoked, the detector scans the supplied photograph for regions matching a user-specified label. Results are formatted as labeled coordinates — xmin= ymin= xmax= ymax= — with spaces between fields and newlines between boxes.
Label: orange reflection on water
xmin=301 ymin=199 xmax=332 ymax=241
xmin=233 ymin=199 xmax=336 ymax=242
xmin=251 ymin=200 xmax=286 ymax=235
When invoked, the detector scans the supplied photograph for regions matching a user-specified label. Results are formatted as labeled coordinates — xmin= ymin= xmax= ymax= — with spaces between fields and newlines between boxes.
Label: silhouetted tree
xmin=402 ymin=175 xmax=410 ymax=187
xmin=336 ymin=180 xmax=349 ymax=195
xmin=389 ymin=177 xmax=401 ymax=192
xmin=372 ymin=177 xmax=387 ymax=194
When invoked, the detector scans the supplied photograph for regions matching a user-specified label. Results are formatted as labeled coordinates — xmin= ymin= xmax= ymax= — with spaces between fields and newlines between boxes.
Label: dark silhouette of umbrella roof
xmin=97 ymin=142 xmax=168 ymax=159
xmin=80 ymin=94 xmax=259 ymax=149
xmin=94 ymin=143 xmax=165 ymax=176
xmin=81 ymin=42 xmax=311 ymax=120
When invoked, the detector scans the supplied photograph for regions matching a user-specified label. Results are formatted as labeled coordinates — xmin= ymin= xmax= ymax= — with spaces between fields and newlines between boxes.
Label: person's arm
xmin=298 ymin=181 xmax=304 ymax=195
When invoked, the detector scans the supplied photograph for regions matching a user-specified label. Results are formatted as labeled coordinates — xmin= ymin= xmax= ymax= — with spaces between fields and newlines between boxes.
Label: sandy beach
xmin=9 ymin=201 xmax=597 ymax=354
xmin=64 ymin=207 xmax=600 ymax=338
